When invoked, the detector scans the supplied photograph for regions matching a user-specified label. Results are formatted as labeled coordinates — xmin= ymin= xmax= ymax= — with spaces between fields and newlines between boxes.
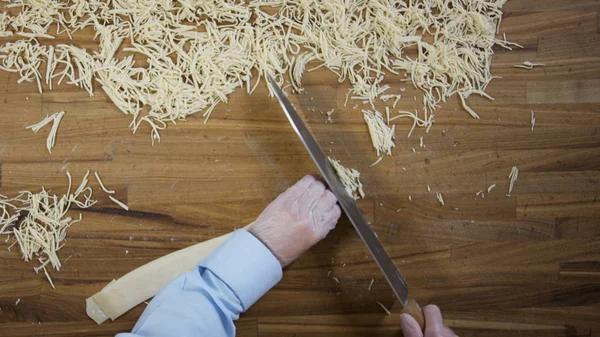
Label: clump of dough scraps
xmin=328 ymin=157 xmax=365 ymax=200
xmin=363 ymin=109 xmax=396 ymax=163
xmin=0 ymin=170 xmax=129 ymax=289
xmin=0 ymin=171 xmax=96 ymax=289
xmin=0 ymin=0 xmax=517 ymax=143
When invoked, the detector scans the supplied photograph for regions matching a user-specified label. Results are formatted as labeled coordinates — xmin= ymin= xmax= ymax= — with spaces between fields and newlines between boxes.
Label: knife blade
xmin=266 ymin=75 xmax=423 ymax=323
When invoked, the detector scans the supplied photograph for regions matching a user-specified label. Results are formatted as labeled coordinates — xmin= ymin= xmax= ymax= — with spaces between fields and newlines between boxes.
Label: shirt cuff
xmin=199 ymin=229 xmax=282 ymax=311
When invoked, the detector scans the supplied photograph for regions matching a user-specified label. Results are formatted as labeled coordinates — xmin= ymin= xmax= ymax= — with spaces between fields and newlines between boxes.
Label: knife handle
xmin=402 ymin=298 xmax=425 ymax=331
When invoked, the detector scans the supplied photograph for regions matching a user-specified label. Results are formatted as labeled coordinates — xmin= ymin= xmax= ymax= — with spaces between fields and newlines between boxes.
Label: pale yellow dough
xmin=86 ymin=229 xmax=246 ymax=324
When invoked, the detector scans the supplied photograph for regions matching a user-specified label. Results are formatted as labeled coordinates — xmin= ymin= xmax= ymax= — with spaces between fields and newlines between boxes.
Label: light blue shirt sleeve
xmin=116 ymin=229 xmax=282 ymax=337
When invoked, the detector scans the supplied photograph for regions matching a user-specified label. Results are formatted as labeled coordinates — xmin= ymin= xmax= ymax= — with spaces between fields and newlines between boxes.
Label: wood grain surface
xmin=1 ymin=1 xmax=599 ymax=336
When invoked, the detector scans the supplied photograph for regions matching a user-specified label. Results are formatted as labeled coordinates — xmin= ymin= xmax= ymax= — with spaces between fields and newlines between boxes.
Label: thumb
xmin=400 ymin=313 xmax=423 ymax=337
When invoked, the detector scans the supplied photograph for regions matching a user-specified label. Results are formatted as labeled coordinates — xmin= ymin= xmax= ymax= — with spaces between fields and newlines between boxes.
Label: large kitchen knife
xmin=266 ymin=75 xmax=425 ymax=328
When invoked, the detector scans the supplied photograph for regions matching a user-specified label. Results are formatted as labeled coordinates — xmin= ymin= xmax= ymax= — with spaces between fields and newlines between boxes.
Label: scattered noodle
xmin=94 ymin=171 xmax=115 ymax=194
xmin=26 ymin=114 xmax=55 ymax=133
xmin=40 ymin=264 xmax=56 ymax=290
xmin=26 ymin=111 xmax=65 ymax=153
xmin=531 ymin=110 xmax=536 ymax=131
xmin=370 ymin=156 xmax=384 ymax=167
xmin=380 ymin=94 xmax=402 ymax=108
xmin=507 ymin=166 xmax=518 ymax=196
xmin=487 ymin=184 xmax=496 ymax=193
xmin=109 ymin=195 xmax=129 ymax=211
xmin=389 ymin=110 xmax=433 ymax=138
xmin=459 ymin=92 xmax=480 ymax=120
xmin=325 ymin=109 xmax=334 ymax=123
xmin=514 ymin=61 xmax=545 ymax=70
xmin=376 ymin=301 xmax=391 ymax=316
xmin=46 ymin=111 xmax=64 ymax=153
xmin=436 ymin=192 xmax=445 ymax=206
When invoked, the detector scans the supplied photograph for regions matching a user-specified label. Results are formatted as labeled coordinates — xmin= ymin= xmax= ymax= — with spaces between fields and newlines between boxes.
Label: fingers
xmin=403 ymin=305 xmax=455 ymax=337
xmin=323 ymin=204 xmax=341 ymax=231
xmin=423 ymin=305 xmax=442 ymax=325
xmin=286 ymin=175 xmax=316 ymax=196
xmin=327 ymin=204 xmax=341 ymax=225
xmin=312 ymin=204 xmax=340 ymax=241
xmin=315 ymin=190 xmax=338 ymax=214
xmin=423 ymin=305 xmax=448 ymax=336
xmin=299 ymin=179 xmax=326 ymax=210
xmin=400 ymin=313 xmax=424 ymax=337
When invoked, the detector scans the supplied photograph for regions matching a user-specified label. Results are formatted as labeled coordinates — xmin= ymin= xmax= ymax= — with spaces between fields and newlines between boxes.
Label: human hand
xmin=400 ymin=305 xmax=457 ymax=337
xmin=248 ymin=175 xmax=342 ymax=267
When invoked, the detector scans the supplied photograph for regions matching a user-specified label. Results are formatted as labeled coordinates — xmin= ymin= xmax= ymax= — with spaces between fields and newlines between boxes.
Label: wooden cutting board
xmin=0 ymin=1 xmax=599 ymax=336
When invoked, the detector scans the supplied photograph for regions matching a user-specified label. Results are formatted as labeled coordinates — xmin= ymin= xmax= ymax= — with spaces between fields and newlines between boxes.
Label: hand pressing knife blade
xmin=266 ymin=74 xmax=425 ymax=329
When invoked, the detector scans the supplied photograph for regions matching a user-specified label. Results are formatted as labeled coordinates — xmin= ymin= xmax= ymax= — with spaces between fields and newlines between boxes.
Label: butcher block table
xmin=0 ymin=1 xmax=599 ymax=336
